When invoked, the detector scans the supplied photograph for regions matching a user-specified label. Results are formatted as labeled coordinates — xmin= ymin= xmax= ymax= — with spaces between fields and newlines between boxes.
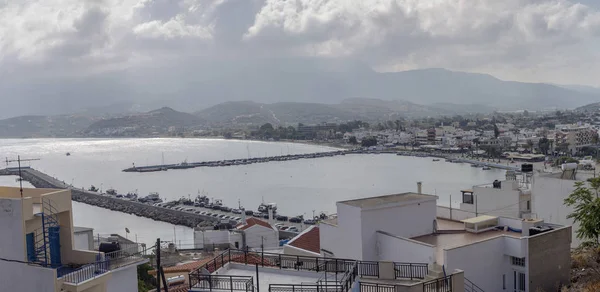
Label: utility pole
xmin=5 ymin=156 xmax=40 ymax=199
xmin=156 ymin=238 xmax=161 ymax=292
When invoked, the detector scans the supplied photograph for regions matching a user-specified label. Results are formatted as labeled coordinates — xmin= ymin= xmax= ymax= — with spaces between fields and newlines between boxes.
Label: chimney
xmin=241 ymin=208 xmax=247 ymax=223
xmin=417 ymin=182 xmax=422 ymax=194
xmin=268 ymin=208 xmax=274 ymax=223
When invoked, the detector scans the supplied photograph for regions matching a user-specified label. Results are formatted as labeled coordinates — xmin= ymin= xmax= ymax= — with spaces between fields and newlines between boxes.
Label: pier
xmin=0 ymin=167 xmax=217 ymax=228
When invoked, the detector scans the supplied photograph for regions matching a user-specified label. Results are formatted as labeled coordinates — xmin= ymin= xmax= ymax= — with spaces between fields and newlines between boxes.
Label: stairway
xmin=31 ymin=198 xmax=61 ymax=267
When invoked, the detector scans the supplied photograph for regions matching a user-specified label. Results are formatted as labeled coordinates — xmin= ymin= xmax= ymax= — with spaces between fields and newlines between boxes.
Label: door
xmin=513 ymin=270 xmax=525 ymax=292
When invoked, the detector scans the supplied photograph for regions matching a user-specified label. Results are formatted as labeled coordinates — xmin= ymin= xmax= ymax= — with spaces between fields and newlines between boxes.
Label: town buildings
xmin=0 ymin=186 xmax=147 ymax=292
xmin=320 ymin=191 xmax=572 ymax=292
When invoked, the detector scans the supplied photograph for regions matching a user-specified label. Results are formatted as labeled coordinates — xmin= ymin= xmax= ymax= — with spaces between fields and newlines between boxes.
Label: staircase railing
xmin=464 ymin=278 xmax=484 ymax=292
xmin=31 ymin=198 xmax=61 ymax=267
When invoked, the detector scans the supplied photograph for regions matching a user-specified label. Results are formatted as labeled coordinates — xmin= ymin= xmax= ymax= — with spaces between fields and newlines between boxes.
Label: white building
xmin=459 ymin=172 xmax=532 ymax=219
xmin=237 ymin=218 xmax=279 ymax=250
xmin=320 ymin=192 xmax=572 ymax=292
xmin=0 ymin=186 xmax=147 ymax=292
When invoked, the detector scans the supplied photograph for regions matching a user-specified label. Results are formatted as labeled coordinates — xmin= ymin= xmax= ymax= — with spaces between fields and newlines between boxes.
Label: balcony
xmin=59 ymin=244 xmax=149 ymax=285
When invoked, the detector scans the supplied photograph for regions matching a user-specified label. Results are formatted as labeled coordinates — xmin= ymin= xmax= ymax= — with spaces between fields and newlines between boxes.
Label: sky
xmin=1 ymin=0 xmax=600 ymax=116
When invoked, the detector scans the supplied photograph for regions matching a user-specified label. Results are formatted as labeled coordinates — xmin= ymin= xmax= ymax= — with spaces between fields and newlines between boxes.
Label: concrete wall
xmin=376 ymin=231 xmax=435 ymax=265
xmin=283 ymin=244 xmax=321 ymax=257
xmin=462 ymin=182 xmax=521 ymax=218
xmin=0 ymin=261 xmax=58 ymax=292
xmin=0 ymin=198 xmax=25 ymax=260
xmin=444 ymin=237 xmax=507 ymax=292
xmin=528 ymin=227 xmax=572 ymax=292
xmin=321 ymin=203 xmax=363 ymax=259
xmin=436 ymin=206 xmax=475 ymax=221
xmin=74 ymin=231 xmax=93 ymax=251
xmin=361 ymin=200 xmax=436 ymax=261
xmin=532 ymin=174 xmax=581 ymax=247
xmin=245 ymin=225 xmax=278 ymax=249
xmin=106 ymin=264 xmax=139 ymax=292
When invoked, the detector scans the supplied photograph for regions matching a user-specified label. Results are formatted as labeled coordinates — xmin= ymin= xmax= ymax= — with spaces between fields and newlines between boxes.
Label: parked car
xmin=200 ymin=211 xmax=207 ymax=215
xmin=262 ymin=214 xmax=269 ymax=219
xmin=303 ymin=219 xmax=316 ymax=225
xmin=194 ymin=211 xmax=201 ymax=214
xmin=221 ymin=206 xmax=232 ymax=212
xmin=289 ymin=217 xmax=302 ymax=223
xmin=245 ymin=210 xmax=254 ymax=215
xmin=274 ymin=223 xmax=284 ymax=228
xmin=232 ymin=209 xmax=242 ymax=214
xmin=232 ymin=217 xmax=242 ymax=221
xmin=212 ymin=205 xmax=222 ymax=210
xmin=280 ymin=226 xmax=289 ymax=231
xmin=287 ymin=226 xmax=299 ymax=232
xmin=276 ymin=215 xmax=288 ymax=221
xmin=211 ymin=213 xmax=219 ymax=217
xmin=205 ymin=212 xmax=213 ymax=216
xmin=218 ymin=214 xmax=226 ymax=218
xmin=252 ymin=212 xmax=262 ymax=217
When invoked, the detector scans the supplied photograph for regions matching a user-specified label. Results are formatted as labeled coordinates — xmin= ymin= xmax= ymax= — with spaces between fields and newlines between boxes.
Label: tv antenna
xmin=5 ymin=156 xmax=41 ymax=199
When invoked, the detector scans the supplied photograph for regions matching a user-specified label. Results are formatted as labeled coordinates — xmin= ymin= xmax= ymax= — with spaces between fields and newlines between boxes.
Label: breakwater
xmin=1 ymin=167 xmax=217 ymax=228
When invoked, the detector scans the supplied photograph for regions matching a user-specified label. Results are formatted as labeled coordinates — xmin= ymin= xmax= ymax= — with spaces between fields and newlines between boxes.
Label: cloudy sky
xmin=1 ymin=0 xmax=600 ymax=116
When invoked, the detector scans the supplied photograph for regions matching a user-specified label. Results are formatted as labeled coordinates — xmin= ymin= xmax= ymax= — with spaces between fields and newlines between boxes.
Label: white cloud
xmin=0 ymin=0 xmax=599 ymax=103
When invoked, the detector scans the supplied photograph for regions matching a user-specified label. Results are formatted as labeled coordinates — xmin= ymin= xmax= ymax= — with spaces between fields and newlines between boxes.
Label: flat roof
xmin=340 ymin=192 xmax=437 ymax=208
xmin=219 ymin=264 xmax=322 ymax=292
xmin=461 ymin=215 xmax=498 ymax=224
xmin=412 ymin=218 xmax=520 ymax=264
xmin=73 ymin=226 xmax=93 ymax=233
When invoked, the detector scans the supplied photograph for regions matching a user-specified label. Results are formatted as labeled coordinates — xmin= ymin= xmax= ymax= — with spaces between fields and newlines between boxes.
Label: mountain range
xmin=3 ymin=61 xmax=600 ymax=119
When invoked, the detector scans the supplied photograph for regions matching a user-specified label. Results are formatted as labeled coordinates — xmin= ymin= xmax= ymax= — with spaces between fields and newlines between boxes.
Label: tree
xmin=260 ymin=123 xmax=274 ymax=131
xmin=538 ymin=137 xmax=550 ymax=155
xmin=526 ymin=139 xmax=534 ymax=153
xmin=361 ymin=137 xmax=378 ymax=147
xmin=564 ymin=177 xmax=600 ymax=244
xmin=493 ymin=123 xmax=500 ymax=139
xmin=348 ymin=136 xmax=358 ymax=144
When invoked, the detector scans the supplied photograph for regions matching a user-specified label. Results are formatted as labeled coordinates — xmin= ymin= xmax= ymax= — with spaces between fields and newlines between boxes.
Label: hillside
xmin=84 ymin=107 xmax=204 ymax=136
xmin=0 ymin=115 xmax=95 ymax=138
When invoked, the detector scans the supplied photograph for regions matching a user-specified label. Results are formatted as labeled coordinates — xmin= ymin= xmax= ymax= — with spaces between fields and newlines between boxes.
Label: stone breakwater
xmin=2 ymin=167 xmax=214 ymax=228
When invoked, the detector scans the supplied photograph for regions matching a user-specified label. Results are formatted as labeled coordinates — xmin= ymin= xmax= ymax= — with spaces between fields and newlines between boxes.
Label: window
xmin=513 ymin=271 xmax=525 ymax=292
xmin=463 ymin=193 xmax=474 ymax=204
xmin=511 ymin=256 xmax=525 ymax=267
xmin=503 ymin=274 xmax=506 ymax=290
xmin=526 ymin=200 xmax=530 ymax=211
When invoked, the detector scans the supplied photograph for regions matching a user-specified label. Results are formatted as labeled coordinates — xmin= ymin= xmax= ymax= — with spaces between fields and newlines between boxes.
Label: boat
xmin=470 ymin=164 xmax=479 ymax=167
xmin=432 ymin=159 xmax=440 ymax=162
xmin=106 ymin=189 xmax=117 ymax=196
xmin=482 ymin=165 xmax=491 ymax=170
xmin=258 ymin=202 xmax=277 ymax=213
xmin=172 ymin=160 xmax=195 ymax=169
xmin=66 ymin=152 xmax=71 ymax=156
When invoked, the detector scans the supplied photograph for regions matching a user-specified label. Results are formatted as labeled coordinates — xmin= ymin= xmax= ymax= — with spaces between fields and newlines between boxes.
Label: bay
xmin=0 ymin=138 xmax=505 ymax=246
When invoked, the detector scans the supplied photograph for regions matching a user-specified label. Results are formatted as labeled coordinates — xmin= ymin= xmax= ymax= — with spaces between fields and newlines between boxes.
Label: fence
xmin=104 ymin=243 xmax=146 ymax=270
xmin=464 ymin=278 xmax=484 ymax=292
xmin=423 ymin=275 xmax=452 ymax=292
xmin=61 ymin=260 xmax=109 ymax=284
xmin=269 ymin=284 xmax=344 ymax=292
xmin=394 ymin=263 xmax=429 ymax=280
xmin=359 ymin=282 xmax=395 ymax=292
xmin=357 ymin=262 xmax=379 ymax=278
xmin=190 ymin=275 xmax=254 ymax=292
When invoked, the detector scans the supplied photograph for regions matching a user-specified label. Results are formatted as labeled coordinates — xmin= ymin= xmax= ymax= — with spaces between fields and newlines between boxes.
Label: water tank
xmin=521 ymin=164 xmax=533 ymax=173
xmin=529 ymin=226 xmax=553 ymax=236
xmin=99 ymin=242 xmax=120 ymax=253
xmin=561 ymin=163 xmax=578 ymax=171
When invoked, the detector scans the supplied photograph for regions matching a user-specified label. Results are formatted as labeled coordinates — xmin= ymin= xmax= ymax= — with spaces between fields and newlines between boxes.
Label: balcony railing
xmin=190 ymin=275 xmax=254 ymax=292
xmin=394 ymin=263 xmax=429 ymax=280
xmin=359 ymin=282 xmax=395 ymax=292
xmin=464 ymin=278 xmax=484 ymax=292
xmin=60 ymin=244 xmax=149 ymax=284
xmin=423 ymin=275 xmax=452 ymax=292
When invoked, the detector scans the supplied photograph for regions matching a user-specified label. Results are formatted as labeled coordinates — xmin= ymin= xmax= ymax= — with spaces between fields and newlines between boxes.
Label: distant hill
xmin=558 ymin=84 xmax=600 ymax=95
xmin=575 ymin=102 xmax=600 ymax=113
xmin=0 ymin=115 xmax=95 ymax=138
xmin=84 ymin=107 xmax=204 ymax=136
xmin=194 ymin=98 xmax=495 ymax=125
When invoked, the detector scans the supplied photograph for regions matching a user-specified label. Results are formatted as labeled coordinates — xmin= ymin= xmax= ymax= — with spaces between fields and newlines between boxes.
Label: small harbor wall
xmin=2 ymin=168 xmax=216 ymax=228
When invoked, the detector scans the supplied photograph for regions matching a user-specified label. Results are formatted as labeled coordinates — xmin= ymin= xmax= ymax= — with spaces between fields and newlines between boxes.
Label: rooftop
xmin=238 ymin=218 xmax=273 ymax=231
xmin=287 ymin=226 xmax=320 ymax=254
xmin=218 ymin=263 xmax=323 ymax=292
xmin=339 ymin=192 xmax=437 ymax=208
xmin=412 ymin=218 xmax=520 ymax=264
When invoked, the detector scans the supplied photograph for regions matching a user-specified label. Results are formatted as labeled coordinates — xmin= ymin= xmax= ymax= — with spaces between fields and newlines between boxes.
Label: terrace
xmin=188 ymin=250 xmax=464 ymax=292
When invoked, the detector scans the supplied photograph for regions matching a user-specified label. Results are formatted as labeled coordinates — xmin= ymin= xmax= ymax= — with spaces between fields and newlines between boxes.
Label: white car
xmin=287 ymin=226 xmax=299 ymax=232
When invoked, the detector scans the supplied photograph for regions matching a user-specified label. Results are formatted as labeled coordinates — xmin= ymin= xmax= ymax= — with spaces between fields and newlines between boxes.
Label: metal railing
xmin=394 ymin=263 xmax=429 ymax=280
xmin=423 ymin=275 xmax=452 ymax=292
xmin=464 ymin=278 xmax=484 ymax=292
xmin=269 ymin=284 xmax=344 ymax=292
xmin=190 ymin=275 xmax=254 ymax=292
xmin=104 ymin=243 xmax=146 ymax=269
xmin=359 ymin=282 xmax=395 ymax=292
xmin=357 ymin=262 xmax=379 ymax=278
xmin=61 ymin=260 xmax=109 ymax=284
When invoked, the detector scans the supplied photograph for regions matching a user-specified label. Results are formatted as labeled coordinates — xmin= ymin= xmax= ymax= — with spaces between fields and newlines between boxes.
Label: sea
xmin=0 ymin=138 xmax=505 ymax=247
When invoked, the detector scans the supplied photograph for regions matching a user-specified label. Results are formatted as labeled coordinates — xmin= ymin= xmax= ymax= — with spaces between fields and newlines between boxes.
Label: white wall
xmin=319 ymin=223 xmax=340 ymax=257
xmin=361 ymin=200 xmax=436 ymax=261
xmin=0 ymin=261 xmax=57 ymax=292
xmin=531 ymin=174 xmax=581 ymax=247
xmin=445 ymin=237 xmax=516 ymax=292
xmin=74 ymin=232 xmax=91 ymax=251
xmin=463 ymin=183 xmax=521 ymax=218
xmin=194 ymin=230 xmax=231 ymax=249
xmin=376 ymin=231 xmax=435 ymax=265
xmin=106 ymin=264 xmax=138 ymax=292
xmin=437 ymin=206 xmax=475 ymax=221
xmin=0 ymin=198 xmax=25 ymax=260
xmin=326 ymin=203 xmax=363 ymax=259
xmin=245 ymin=226 xmax=278 ymax=249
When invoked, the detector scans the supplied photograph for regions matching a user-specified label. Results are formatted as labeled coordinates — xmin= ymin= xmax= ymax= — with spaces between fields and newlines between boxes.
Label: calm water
xmin=0 ymin=138 xmax=505 ymax=246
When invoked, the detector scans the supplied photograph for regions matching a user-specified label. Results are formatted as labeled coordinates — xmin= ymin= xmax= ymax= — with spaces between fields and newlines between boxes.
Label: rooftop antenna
xmin=5 ymin=156 xmax=41 ymax=199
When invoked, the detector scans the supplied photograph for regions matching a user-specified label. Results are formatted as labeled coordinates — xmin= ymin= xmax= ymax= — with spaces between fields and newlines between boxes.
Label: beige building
xmin=0 ymin=186 xmax=147 ymax=292
xmin=555 ymin=124 xmax=597 ymax=154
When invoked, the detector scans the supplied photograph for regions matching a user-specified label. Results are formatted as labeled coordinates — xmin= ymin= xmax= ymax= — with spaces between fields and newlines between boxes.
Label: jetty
xmin=0 ymin=167 xmax=218 ymax=228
